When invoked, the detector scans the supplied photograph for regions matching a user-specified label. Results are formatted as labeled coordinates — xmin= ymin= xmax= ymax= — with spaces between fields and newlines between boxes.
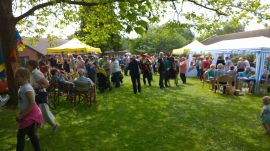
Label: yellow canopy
xmin=172 ymin=40 xmax=205 ymax=55
xmin=47 ymin=38 xmax=101 ymax=54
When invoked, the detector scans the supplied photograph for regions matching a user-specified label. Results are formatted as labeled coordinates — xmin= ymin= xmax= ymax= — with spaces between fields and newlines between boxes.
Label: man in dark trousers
xmin=158 ymin=52 xmax=166 ymax=89
xmin=128 ymin=55 xmax=141 ymax=94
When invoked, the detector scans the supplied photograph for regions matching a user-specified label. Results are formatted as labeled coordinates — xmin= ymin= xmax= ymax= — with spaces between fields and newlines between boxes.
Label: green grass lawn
xmin=1 ymin=75 xmax=270 ymax=151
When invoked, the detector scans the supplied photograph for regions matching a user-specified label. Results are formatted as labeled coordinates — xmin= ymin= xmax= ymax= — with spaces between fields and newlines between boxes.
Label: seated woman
xmin=204 ymin=64 xmax=216 ymax=90
xmin=50 ymin=69 xmax=73 ymax=91
xmin=205 ymin=64 xmax=215 ymax=80
xmin=238 ymin=67 xmax=252 ymax=78
xmin=237 ymin=67 xmax=256 ymax=92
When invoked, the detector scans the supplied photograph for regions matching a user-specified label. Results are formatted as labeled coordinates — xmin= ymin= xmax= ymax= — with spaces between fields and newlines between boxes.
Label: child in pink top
xmin=15 ymin=67 xmax=42 ymax=151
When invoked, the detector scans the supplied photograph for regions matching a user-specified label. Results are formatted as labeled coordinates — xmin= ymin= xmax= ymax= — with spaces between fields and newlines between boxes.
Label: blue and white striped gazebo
xmin=190 ymin=36 xmax=270 ymax=93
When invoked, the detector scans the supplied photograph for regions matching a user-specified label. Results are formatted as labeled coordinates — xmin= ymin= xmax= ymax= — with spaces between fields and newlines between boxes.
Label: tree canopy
xmin=129 ymin=21 xmax=194 ymax=54
xmin=198 ymin=23 xmax=246 ymax=41
xmin=13 ymin=0 xmax=270 ymax=41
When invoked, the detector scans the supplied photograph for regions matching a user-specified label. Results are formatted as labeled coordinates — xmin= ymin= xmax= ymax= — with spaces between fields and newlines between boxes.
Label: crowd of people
xmin=190 ymin=55 xmax=259 ymax=92
xmin=11 ymin=51 xmax=270 ymax=150
xmin=13 ymin=52 xmax=190 ymax=150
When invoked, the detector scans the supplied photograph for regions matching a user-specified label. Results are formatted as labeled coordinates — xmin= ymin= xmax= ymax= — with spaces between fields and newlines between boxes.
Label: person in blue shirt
xmin=50 ymin=69 xmax=73 ymax=86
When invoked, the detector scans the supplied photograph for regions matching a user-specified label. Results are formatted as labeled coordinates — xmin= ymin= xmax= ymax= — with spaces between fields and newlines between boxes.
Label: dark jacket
xmin=128 ymin=60 xmax=141 ymax=77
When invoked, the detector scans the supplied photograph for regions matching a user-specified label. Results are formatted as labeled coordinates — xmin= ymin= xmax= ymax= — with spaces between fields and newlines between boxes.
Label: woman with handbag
xmin=27 ymin=60 xmax=59 ymax=132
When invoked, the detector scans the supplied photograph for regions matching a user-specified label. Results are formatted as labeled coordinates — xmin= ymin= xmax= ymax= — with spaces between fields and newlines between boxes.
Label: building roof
xmin=201 ymin=28 xmax=270 ymax=45
xmin=23 ymin=38 xmax=69 ymax=55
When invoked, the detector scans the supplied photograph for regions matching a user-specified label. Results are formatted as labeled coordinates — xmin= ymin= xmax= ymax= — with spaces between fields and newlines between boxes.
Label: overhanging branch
xmin=14 ymin=0 xmax=129 ymax=23
xmin=186 ymin=0 xmax=228 ymax=16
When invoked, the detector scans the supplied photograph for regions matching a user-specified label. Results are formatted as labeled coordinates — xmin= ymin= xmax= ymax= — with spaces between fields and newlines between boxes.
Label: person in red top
xmin=179 ymin=57 xmax=187 ymax=84
xmin=202 ymin=56 xmax=211 ymax=73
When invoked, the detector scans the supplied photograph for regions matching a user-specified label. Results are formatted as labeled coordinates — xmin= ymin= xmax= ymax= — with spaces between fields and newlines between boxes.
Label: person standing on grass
xmin=195 ymin=57 xmax=203 ymax=80
xmin=27 ymin=60 xmax=59 ymax=132
xmin=158 ymin=52 xmax=166 ymax=89
xmin=216 ymin=56 xmax=225 ymax=68
xmin=111 ymin=57 xmax=121 ymax=88
xmin=261 ymin=96 xmax=270 ymax=134
xmin=179 ymin=57 xmax=187 ymax=84
xmin=142 ymin=58 xmax=152 ymax=86
xmin=15 ymin=67 xmax=43 ymax=151
xmin=202 ymin=56 xmax=211 ymax=74
xmin=128 ymin=55 xmax=142 ymax=94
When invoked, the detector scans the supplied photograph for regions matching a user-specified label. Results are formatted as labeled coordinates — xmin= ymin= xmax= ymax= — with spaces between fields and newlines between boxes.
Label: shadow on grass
xmin=1 ymin=76 xmax=270 ymax=151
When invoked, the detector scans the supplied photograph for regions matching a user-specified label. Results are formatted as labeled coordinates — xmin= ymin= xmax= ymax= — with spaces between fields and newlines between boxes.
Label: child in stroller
xmin=97 ymin=67 xmax=112 ymax=92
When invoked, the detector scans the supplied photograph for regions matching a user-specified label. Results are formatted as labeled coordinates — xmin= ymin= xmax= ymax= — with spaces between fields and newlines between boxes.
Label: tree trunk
xmin=0 ymin=0 xmax=19 ymax=106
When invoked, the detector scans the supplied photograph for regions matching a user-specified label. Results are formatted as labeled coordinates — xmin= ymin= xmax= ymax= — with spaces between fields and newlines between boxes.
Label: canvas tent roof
xmin=200 ymin=36 xmax=270 ymax=53
xmin=47 ymin=38 xmax=101 ymax=54
xmin=172 ymin=40 xmax=205 ymax=55
xmin=201 ymin=28 xmax=270 ymax=45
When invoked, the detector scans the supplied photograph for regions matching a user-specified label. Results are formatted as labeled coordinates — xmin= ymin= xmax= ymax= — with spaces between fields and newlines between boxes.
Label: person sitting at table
xmin=74 ymin=69 xmax=95 ymax=92
xmin=237 ymin=67 xmax=256 ymax=92
xmin=238 ymin=67 xmax=252 ymax=78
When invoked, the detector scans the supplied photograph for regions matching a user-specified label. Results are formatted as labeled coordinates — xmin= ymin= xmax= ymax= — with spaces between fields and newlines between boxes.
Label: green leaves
xmin=134 ymin=27 xmax=144 ymax=35
xmin=12 ymin=0 xmax=270 ymax=51
xmin=129 ymin=21 xmax=194 ymax=54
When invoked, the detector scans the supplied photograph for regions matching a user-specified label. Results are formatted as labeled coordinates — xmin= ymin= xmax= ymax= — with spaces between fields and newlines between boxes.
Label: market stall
xmin=47 ymin=38 xmax=101 ymax=54
xmin=194 ymin=36 xmax=270 ymax=93
xmin=172 ymin=40 xmax=205 ymax=55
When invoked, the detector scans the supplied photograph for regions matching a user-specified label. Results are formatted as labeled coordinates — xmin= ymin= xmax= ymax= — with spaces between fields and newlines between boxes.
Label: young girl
xmin=15 ymin=67 xmax=43 ymax=151
xmin=261 ymin=96 xmax=270 ymax=134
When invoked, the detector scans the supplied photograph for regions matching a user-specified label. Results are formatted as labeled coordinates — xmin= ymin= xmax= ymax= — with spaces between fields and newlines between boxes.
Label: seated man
xmin=74 ymin=69 xmax=95 ymax=92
